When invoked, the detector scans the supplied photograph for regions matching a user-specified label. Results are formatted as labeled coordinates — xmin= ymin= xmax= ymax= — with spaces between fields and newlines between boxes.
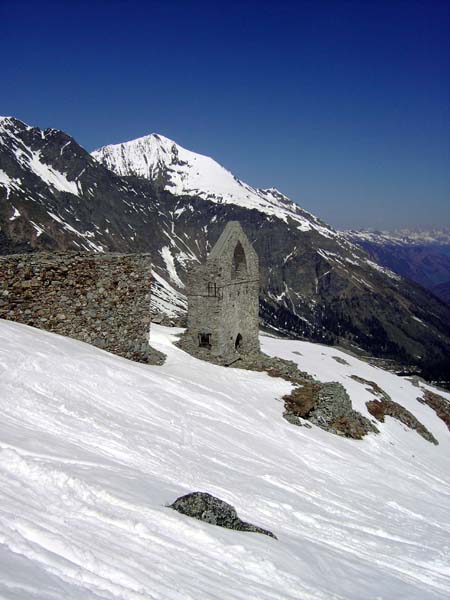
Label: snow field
xmin=0 ymin=321 xmax=449 ymax=599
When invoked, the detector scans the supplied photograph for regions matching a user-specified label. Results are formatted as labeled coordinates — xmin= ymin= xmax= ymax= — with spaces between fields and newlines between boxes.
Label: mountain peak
xmin=109 ymin=131 xmax=177 ymax=148
xmin=92 ymin=134 xmax=335 ymax=235
xmin=0 ymin=116 xmax=29 ymax=132
xmin=91 ymin=132 xmax=186 ymax=181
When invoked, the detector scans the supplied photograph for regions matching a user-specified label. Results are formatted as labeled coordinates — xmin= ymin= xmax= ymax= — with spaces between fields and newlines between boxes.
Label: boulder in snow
xmin=170 ymin=492 xmax=277 ymax=539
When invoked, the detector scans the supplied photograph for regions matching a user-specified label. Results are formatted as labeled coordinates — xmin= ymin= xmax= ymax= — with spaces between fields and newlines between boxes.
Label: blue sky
xmin=1 ymin=0 xmax=448 ymax=229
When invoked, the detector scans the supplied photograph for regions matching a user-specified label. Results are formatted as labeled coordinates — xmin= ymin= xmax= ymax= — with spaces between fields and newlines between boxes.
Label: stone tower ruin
xmin=181 ymin=221 xmax=260 ymax=361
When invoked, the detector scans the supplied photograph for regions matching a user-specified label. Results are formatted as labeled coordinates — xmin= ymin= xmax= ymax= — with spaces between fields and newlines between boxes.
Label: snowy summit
xmin=92 ymin=133 xmax=334 ymax=235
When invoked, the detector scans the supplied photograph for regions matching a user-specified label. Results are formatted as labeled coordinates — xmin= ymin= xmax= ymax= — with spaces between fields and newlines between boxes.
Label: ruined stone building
xmin=181 ymin=221 xmax=260 ymax=361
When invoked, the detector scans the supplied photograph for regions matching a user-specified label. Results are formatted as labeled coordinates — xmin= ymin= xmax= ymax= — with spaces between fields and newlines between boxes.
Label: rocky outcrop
xmin=0 ymin=252 xmax=164 ymax=364
xmin=351 ymin=376 xmax=391 ymax=401
xmin=233 ymin=352 xmax=314 ymax=383
xmin=170 ymin=492 xmax=277 ymax=539
xmin=283 ymin=381 xmax=378 ymax=439
xmin=221 ymin=350 xmax=375 ymax=439
xmin=366 ymin=398 xmax=438 ymax=445
xmin=332 ymin=355 xmax=350 ymax=365
xmin=351 ymin=376 xmax=438 ymax=444
xmin=417 ymin=389 xmax=450 ymax=432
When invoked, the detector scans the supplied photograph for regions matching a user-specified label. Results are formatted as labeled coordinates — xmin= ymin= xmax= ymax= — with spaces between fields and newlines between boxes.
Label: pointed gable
xmin=208 ymin=221 xmax=258 ymax=283
xmin=181 ymin=221 xmax=260 ymax=361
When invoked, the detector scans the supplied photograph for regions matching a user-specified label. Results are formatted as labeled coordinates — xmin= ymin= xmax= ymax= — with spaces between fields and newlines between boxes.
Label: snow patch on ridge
xmin=47 ymin=212 xmax=105 ymax=252
xmin=18 ymin=148 xmax=79 ymax=196
xmin=0 ymin=118 xmax=80 ymax=198
xmin=9 ymin=206 xmax=20 ymax=221
xmin=160 ymin=246 xmax=185 ymax=288
xmin=0 ymin=169 xmax=22 ymax=200
xmin=366 ymin=259 xmax=401 ymax=281
xmin=151 ymin=270 xmax=186 ymax=317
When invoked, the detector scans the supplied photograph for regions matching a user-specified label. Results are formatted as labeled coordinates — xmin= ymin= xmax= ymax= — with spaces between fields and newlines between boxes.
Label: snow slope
xmin=0 ymin=321 xmax=449 ymax=599
xmin=92 ymin=134 xmax=335 ymax=236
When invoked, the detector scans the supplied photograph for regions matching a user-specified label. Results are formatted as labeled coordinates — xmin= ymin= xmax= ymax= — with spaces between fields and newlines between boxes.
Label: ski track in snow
xmin=0 ymin=321 xmax=449 ymax=599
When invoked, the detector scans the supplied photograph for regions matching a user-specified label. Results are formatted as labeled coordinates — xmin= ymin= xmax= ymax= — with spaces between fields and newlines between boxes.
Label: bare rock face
xmin=351 ymin=376 xmax=439 ymax=445
xmin=170 ymin=492 xmax=277 ymax=539
xmin=285 ymin=373 xmax=441 ymax=444
xmin=418 ymin=389 xmax=450 ymax=431
xmin=283 ymin=381 xmax=378 ymax=439
xmin=366 ymin=398 xmax=438 ymax=445
xmin=232 ymin=351 xmax=376 ymax=440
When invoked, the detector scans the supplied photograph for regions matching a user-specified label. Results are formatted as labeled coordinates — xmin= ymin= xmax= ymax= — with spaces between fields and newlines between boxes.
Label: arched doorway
xmin=235 ymin=333 xmax=243 ymax=351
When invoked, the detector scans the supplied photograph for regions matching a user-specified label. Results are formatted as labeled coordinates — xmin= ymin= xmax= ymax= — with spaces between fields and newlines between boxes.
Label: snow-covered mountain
xmin=0 ymin=116 xmax=188 ymax=315
xmin=2 ymin=116 xmax=450 ymax=382
xmin=92 ymin=134 xmax=333 ymax=236
xmin=0 ymin=320 xmax=449 ymax=599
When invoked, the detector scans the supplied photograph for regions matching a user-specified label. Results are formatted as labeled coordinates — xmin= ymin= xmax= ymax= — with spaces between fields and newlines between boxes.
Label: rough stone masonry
xmin=180 ymin=221 xmax=260 ymax=362
xmin=0 ymin=251 xmax=158 ymax=363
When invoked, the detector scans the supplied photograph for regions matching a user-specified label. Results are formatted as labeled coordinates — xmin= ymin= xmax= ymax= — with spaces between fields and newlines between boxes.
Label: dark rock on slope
xmin=350 ymin=375 xmax=438 ymax=445
xmin=366 ymin=398 xmax=438 ymax=445
xmin=418 ymin=389 xmax=450 ymax=432
xmin=283 ymin=380 xmax=378 ymax=439
xmin=170 ymin=492 xmax=277 ymax=538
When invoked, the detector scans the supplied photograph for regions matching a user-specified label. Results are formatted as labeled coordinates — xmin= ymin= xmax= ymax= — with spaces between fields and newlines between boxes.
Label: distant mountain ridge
xmin=1 ymin=116 xmax=450 ymax=382
xmin=347 ymin=228 xmax=450 ymax=247
xmin=347 ymin=229 xmax=450 ymax=305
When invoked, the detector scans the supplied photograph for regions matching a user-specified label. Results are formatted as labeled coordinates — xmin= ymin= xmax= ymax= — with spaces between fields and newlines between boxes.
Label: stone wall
xmin=0 ymin=252 xmax=155 ymax=363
